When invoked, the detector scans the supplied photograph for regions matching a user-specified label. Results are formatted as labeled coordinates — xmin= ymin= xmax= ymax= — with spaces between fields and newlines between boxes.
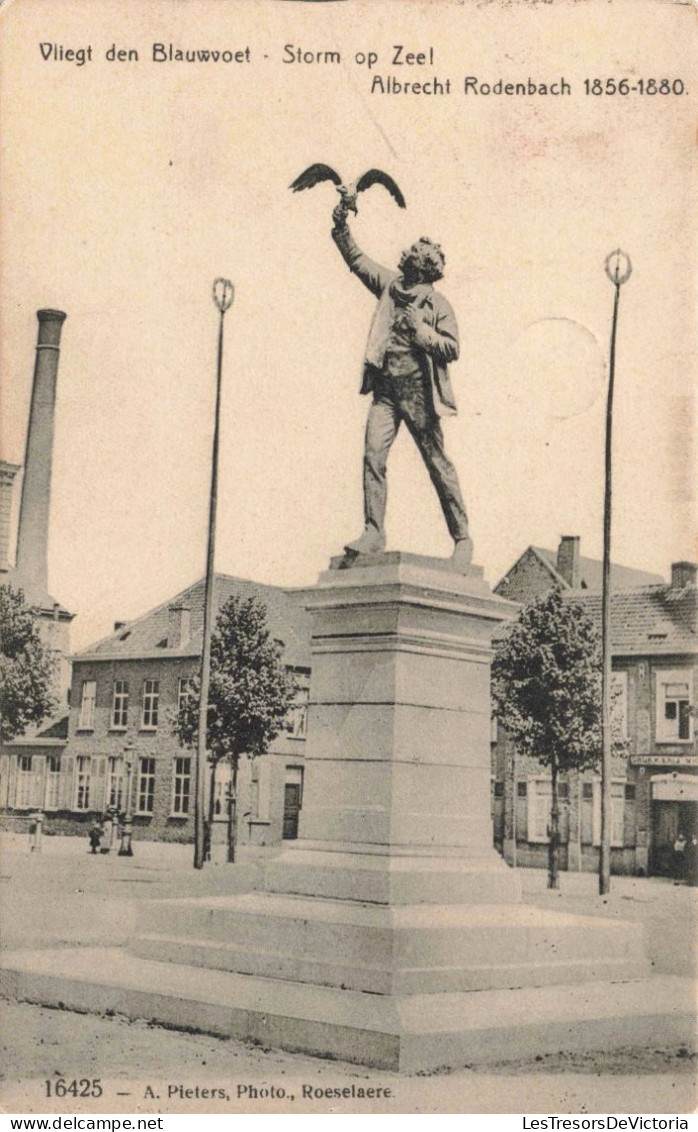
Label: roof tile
xmin=75 ymin=574 xmax=313 ymax=668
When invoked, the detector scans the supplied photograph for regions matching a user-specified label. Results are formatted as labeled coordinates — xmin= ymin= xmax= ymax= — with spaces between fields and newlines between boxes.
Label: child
xmin=88 ymin=823 xmax=102 ymax=855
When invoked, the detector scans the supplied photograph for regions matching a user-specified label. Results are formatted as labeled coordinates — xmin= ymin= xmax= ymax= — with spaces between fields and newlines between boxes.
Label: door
xmin=651 ymin=801 xmax=680 ymax=877
xmin=283 ymin=783 xmax=302 ymax=840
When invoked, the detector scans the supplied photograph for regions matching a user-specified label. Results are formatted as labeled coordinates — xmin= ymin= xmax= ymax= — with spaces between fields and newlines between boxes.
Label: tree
xmin=491 ymin=588 xmax=604 ymax=889
xmin=0 ymin=584 xmax=57 ymax=743
xmin=174 ymin=595 xmax=298 ymax=861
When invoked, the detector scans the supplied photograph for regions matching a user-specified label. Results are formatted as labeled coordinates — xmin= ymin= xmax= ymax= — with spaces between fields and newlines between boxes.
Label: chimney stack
xmin=15 ymin=310 xmax=67 ymax=598
xmin=168 ymin=603 xmax=191 ymax=648
xmin=671 ymin=561 xmax=697 ymax=589
xmin=557 ymin=536 xmax=581 ymax=588
xmin=0 ymin=461 xmax=20 ymax=574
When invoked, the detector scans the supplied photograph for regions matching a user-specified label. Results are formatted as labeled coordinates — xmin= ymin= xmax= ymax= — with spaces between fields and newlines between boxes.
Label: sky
xmin=1 ymin=0 xmax=695 ymax=650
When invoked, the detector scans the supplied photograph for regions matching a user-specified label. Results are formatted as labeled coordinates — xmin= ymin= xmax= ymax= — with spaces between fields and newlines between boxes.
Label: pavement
xmin=0 ymin=832 xmax=696 ymax=1114
xmin=0 ymin=832 xmax=268 ymax=950
xmin=1 ymin=1000 xmax=696 ymax=1116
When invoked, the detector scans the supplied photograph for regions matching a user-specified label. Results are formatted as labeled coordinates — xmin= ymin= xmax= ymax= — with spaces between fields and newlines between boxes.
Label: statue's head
xmin=398 ymin=238 xmax=445 ymax=284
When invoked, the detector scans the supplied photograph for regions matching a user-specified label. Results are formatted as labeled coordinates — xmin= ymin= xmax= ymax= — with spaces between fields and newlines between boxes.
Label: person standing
xmin=331 ymin=200 xmax=473 ymax=572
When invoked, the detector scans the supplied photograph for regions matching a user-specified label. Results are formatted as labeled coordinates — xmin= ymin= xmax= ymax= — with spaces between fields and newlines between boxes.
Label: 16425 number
xmin=45 ymin=1078 xmax=103 ymax=1098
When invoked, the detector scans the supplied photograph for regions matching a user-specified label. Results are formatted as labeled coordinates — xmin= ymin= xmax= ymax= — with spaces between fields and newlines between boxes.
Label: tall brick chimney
xmin=557 ymin=536 xmax=581 ymax=588
xmin=15 ymin=310 xmax=67 ymax=597
xmin=671 ymin=561 xmax=697 ymax=589
xmin=0 ymin=461 xmax=20 ymax=574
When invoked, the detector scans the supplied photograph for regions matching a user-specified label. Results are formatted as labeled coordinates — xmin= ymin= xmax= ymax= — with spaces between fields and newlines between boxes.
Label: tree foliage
xmin=175 ymin=595 xmax=298 ymax=764
xmin=0 ymin=584 xmax=57 ymax=743
xmin=491 ymin=587 xmax=603 ymax=887
xmin=492 ymin=588 xmax=603 ymax=772
xmin=174 ymin=594 xmax=298 ymax=862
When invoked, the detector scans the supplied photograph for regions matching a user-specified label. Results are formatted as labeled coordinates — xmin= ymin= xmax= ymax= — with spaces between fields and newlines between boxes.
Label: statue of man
xmin=331 ymin=199 xmax=473 ymax=573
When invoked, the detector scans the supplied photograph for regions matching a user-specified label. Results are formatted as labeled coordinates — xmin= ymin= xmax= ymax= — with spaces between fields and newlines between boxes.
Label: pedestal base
xmin=264 ymin=843 xmax=522 ymax=905
xmin=132 ymin=890 xmax=649 ymax=996
xmin=0 ymin=947 xmax=691 ymax=1073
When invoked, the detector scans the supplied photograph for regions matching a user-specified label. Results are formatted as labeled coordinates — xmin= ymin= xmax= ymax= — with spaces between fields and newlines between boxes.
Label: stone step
xmin=264 ymin=847 xmax=523 ymax=905
xmin=133 ymin=931 xmax=651 ymax=994
xmin=134 ymin=893 xmax=648 ymax=994
xmin=0 ymin=946 xmax=692 ymax=1073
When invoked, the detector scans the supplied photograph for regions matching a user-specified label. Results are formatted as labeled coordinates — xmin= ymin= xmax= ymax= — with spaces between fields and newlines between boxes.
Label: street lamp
xmin=194 ymin=278 xmax=235 ymax=870
xmin=599 ymin=249 xmax=632 ymax=896
xmin=118 ymin=741 xmax=136 ymax=857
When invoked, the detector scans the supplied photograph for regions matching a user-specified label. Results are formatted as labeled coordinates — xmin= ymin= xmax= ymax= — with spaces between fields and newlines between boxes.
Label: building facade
xmin=0 ymin=574 xmax=312 ymax=848
xmin=491 ymin=554 xmax=697 ymax=877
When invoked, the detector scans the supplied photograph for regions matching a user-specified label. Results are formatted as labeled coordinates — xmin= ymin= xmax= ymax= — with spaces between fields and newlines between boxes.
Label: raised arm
xmin=331 ymin=202 xmax=393 ymax=298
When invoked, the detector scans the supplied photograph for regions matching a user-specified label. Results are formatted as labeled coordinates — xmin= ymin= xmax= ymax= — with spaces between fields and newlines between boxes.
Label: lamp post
xmin=194 ymin=278 xmax=235 ymax=870
xmin=118 ymin=741 xmax=136 ymax=857
xmin=599 ymin=249 xmax=632 ymax=896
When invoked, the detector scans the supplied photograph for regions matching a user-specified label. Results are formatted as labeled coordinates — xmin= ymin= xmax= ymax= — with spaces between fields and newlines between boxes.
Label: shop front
xmin=649 ymin=772 xmax=698 ymax=879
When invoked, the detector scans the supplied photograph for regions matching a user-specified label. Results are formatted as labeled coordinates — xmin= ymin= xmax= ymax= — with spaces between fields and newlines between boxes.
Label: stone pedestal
xmin=265 ymin=552 xmax=522 ymax=911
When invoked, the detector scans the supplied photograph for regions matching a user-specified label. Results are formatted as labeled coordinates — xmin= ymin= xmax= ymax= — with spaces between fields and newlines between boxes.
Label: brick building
xmin=491 ymin=553 xmax=697 ymax=877
xmin=494 ymin=535 xmax=663 ymax=602
xmin=0 ymin=574 xmax=312 ymax=847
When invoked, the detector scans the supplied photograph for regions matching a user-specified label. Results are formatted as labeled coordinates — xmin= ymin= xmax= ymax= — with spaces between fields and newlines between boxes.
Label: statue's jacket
xmin=332 ymin=223 xmax=460 ymax=418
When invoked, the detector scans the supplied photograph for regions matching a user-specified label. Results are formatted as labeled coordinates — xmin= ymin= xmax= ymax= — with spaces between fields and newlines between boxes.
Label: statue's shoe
xmin=451 ymin=536 xmax=473 ymax=574
xmin=344 ymin=528 xmax=386 ymax=555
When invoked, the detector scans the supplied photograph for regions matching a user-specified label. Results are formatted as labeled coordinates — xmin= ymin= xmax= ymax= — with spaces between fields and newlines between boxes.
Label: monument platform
xmin=132 ymin=892 xmax=649 ymax=995
xmin=0 ymin=947 xmax=691 ymax=1072
xmin=1 ymin=554 xmax=689 ymax=1071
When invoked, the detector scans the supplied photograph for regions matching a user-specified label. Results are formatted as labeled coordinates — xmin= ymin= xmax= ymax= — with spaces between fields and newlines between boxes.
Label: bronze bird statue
xmin=289 ymin=164 xmax=406 ymax=214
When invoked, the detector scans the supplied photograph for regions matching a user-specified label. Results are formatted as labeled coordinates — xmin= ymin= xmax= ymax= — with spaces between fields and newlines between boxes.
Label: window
xmin=493 ymin=780 xmax=504 ymax=798
xmin=16 ymin=755 xmax=36 ymax=808
xmin=78 ymin=681 xmax=97 ymax=730
xmin=107 ymin=756 xmax=124 ymax=810
xmin=212 ymin=761 xmax=231 ymax=817
xmin=249 ymin=759 xmax=272 ymax=822
xmin=178 ymin=677 xmax=194 ymax=714
xmin=624 ymin=783 xmax=636 ymax=801
xmin=111 ymin=681 xmax=129 ymax=728
xmin=527 ymin=779 xmax=552 ymax=842
xmin=141 ymin=680 xmax=160 ymax=729
xmin=611 ymin=671 xmax=629 ymax=740
xmin=656 ymin=670 xmax=693 ymax=742
xmin=44 ymin=755 xmax=60 ymax=809
xmin=517 ymin=781 xmax=527 ymax=797
xmin=582 ymin=782 xmax=594 ymax=800
xmin=172 ymin=757 xmax=191 ymax=815
xmin=137 ymin=757 xmax=155 ymax=814
xmin=290 ymin=687 xmax=309 ymax=738
xmin=526 ymin=778 xmax=570 ymax=843
xmin=592 ymin=779 xmax=625 ymax=847
xmin=75 ymin=756 xmax=91 ymax=810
